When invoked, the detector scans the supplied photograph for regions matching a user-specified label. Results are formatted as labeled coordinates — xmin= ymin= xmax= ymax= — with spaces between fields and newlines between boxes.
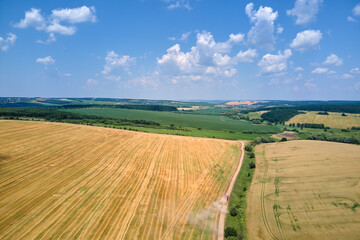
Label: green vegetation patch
xmin=63 ymin=108 xmax=281 ymax=134
xmin=261 ymin=108 xmax=301 ymax=124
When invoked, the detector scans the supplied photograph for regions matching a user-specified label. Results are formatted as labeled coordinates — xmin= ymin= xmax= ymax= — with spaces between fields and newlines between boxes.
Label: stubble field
xmin=246 ymin=140 xmax=360 ymax=240
xmin=286 ymin=111 xmax=360 ymax=129
xmin=0 ymin=120 xmax=241 ymax=240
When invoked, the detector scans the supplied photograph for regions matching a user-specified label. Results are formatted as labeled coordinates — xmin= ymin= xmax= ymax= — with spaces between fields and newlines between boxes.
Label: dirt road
xmin=217 ymin=141 xmax=245 ymax=240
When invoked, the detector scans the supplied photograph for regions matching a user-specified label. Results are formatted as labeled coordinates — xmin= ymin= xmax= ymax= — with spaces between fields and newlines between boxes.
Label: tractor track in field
xmin=259 ymin=146 xmax=279 ymax=240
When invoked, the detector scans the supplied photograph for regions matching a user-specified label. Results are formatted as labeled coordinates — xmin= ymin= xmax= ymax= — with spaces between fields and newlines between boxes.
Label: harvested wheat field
xmin=0 ymin=120 xmax=241 ymax=240
xmin=247 ymin=140 xmax=360 ymax=240
xmin=286 ymin=111 xmax=360 ymax=129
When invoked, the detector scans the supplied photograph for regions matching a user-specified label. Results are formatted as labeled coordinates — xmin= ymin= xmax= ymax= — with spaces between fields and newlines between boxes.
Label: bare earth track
xmin=217 ymin=142 xmax=245 ymax=240
xmin=0 ymin=120 xmax=242 ymax=240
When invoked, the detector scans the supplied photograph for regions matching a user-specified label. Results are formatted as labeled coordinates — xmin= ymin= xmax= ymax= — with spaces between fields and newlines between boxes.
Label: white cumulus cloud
xmin=323 ymin=54 xmax=343 ymax=66
xmin=102 ymin=51 xmax=136 ymax=80
xmin=51 ymin=6 xmax=96 ymax=24
xmin=258 ymin=49 xmax=292 ymax=74
xmin=245 ymin=3 xmax=278 ymax=49
xmin=311 ymin=67 xmax=328 ymax=74
xmin=0 ymin=33 xmax=17 ymax=51
xmin=157 ymin=31 xmax=249 ymax=81
xmin=36 ymin=56 xmax=55 ymax=65
xmin=14 ymin=8 xmax=46 ymax=30
xmin=236 ymin=49 xmax=258 ymax=63
xmin=290 ymin=30 xmax=322 ymax=52
xmin=46 ymin=22 xmax=76 ymax=35
xmin=14 ymin=6 xmax=96 ymax=42
xmin=287 ymin=0 xmax=323 ymax=25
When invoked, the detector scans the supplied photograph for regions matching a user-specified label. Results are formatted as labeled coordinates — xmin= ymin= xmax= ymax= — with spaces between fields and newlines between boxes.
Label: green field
xmin=63 ymin=108 xmax=281 ymax=133
xmin=180 ymin=107 xmax=227 ymax=115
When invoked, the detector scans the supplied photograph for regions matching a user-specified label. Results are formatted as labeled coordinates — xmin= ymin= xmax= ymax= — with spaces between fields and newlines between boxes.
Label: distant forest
xmin=0 ymin=108 xmax=161 ymax=127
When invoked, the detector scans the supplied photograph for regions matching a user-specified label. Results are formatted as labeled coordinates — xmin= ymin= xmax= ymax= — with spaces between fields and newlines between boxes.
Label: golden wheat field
xmin=247 ymin=140 xmax=360 ymax=240
xmin=0 ymin=120 xmax=241 ymax=240
xmin=286 ymin=111 xmax=360 ymax=129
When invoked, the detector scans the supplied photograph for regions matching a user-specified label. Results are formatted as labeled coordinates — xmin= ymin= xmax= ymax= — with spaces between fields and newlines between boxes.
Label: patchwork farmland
xmin=0 ymin=120 xmax=241 ymax=239
xmin=247 ymin=140 xmax=360 ymax=240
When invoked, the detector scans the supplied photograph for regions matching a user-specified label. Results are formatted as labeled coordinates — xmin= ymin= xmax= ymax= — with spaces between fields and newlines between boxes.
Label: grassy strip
xmin=224 ymin=147 xmax=255 ymax=239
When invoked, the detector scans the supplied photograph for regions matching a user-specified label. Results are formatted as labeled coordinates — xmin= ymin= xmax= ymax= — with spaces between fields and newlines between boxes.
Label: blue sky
xmin=0 ymin=0 xmax=360 ymax=100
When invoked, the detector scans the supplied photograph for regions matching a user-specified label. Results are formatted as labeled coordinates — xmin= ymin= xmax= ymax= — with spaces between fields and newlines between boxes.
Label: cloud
xmin=353 ymin=4 xmax=360 ymax=16
xmin=157 ymin=31 xmax=246 ymax=80
xmin=13 ymin=8 xmax=46 ymax=30
xmin=46 ymin=22 xmax=76 ymax=35
xmin=290 ymin=30 xmax=322 ymax=52
xmin=0 ymin=33 xmax=17 ymax=51
xmin=165 ymin=0 xmax=191 ymax=10
xmin=276 ymin=25 xmax=283 ymax=34
xmin=169 ymin=32 xmax=191 ymax=41
xmin=86 ymin=78 xmax=99 ymax=88
xmin=287 ymin=0 xmax=323 ymax=25
xmin=229 ymin=33 xmax=245 ymax=44
xmin=179 ymin=32 xmax=191 ymax=41
xmin=245 ymin=3 xmax=278 ymax=49
xmin=36 ymin=32 xmax=56 ymax=44
xmin=350 ymin=68 xmax=360 ymax=74
xmin=311 ymin=67 xmax=328 ymax=74
xmin=341 ymin=73 xmax=353 ymax=79
xmin=294 ymin=66 xmax=304 ymax=71
xmin=323 ymin=54 xmax=343 ymax=66
xmin=14 ymin=6 xmax=96 ymax=42
xmin=258 ymin=49 xmax=292 ymax=74
xmin=36 ymin=56 xmax=55 ymax=65
xmin=236 ymin=49 xmax=258 ymax=62
xmin=347 ymin=16 xmax=357 ymax=22
xmin=64 ymin=73 xmax=72 ymax=77
xmin=102 ymin=51 xmax=136 ymax=80
xmin=51 ymin=6 xmax=96 ymax=24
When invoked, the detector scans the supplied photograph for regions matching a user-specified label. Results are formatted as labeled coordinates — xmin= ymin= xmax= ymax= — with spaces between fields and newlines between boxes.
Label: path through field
xmin=217 ymin=141 xmax=245 ymax=240
xmin=0 ymin=121 xmax=242 ymax=240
